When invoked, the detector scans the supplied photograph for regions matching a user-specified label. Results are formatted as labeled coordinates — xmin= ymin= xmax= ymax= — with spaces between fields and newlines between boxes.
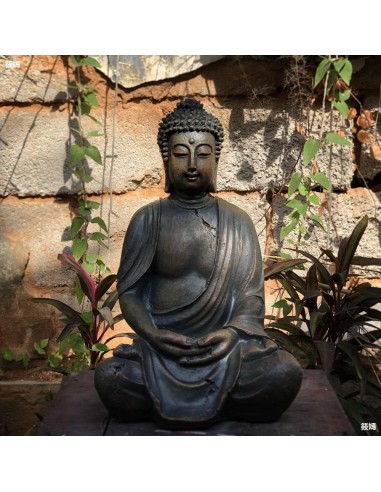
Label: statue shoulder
xmin=216 ymin=197 xmax=254 ymax=225
xmin=127 ymin=199 xmax=161 ymax=230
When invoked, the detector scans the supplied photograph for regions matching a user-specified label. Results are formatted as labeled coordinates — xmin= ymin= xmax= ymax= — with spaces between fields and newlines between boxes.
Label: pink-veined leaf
xmin=58 ymin=253 xmax=96 ymax=306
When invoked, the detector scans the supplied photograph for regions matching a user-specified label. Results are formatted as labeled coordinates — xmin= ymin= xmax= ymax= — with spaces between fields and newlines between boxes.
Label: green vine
xmin=68 ymin=55 xmax=110 ymax=283
xmin=281 ymin=56 xmax=354 ymax=251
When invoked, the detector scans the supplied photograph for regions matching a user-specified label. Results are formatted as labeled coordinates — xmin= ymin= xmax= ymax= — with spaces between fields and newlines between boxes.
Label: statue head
xmin=157 ymin=99 xmax=224 ymax=193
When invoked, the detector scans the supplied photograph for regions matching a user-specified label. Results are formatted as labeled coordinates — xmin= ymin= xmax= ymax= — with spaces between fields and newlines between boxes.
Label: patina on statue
xmin=95 ymin=99 xmax=302 ymax=429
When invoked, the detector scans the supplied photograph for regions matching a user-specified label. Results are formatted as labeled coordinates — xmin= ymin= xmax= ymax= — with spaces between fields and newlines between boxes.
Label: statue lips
xmin=184 ymin=172 xmax=200 ymax=182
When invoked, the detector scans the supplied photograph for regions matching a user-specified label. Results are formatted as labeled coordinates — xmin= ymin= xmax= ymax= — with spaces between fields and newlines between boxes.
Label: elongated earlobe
xmin=164 ymin=168 xmax=174 ymax=193
xmin=209 ymin=166 xmax=217 ymax=192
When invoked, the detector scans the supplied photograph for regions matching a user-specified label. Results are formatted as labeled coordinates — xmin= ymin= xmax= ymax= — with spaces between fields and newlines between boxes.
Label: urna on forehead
xmin=169 ymin=131 xmax=216 ymax=148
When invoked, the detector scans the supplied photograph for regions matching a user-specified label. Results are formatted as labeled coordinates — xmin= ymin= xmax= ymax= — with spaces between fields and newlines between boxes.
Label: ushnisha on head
xmin=157 ymin=99 xmax=224 ymax=193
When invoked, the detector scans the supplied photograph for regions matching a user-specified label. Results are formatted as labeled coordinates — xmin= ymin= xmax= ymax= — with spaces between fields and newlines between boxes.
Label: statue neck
xmin=169 ymin=192 xmax=214 ymax=210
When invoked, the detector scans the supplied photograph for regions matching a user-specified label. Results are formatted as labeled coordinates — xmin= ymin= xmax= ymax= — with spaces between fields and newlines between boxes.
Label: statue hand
xmin=150 ymin=329 xmax=210 ymax=359
xmin=179 ymin=328 xmax=238 ymax=365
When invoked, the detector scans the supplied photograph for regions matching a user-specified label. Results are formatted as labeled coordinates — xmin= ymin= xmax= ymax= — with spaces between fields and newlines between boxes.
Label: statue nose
xmin=188 ymin=153 xmax=197 ymax=170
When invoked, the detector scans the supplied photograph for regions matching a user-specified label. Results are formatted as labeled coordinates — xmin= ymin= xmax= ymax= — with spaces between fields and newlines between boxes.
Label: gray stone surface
xmin=0 ymin=102 xmax=354 ymax=198
xmin=0 ymin=106 xmax=163 ymax=197
xmin=359 ymin=147 xmax=381 ymax=183
xmin=95 ymin=55 xmax=224 ymax=88
xmin=212 ymin=102 xmax=354 ymax=192
xmin=0 ymin=55 xmax=69 ymax=104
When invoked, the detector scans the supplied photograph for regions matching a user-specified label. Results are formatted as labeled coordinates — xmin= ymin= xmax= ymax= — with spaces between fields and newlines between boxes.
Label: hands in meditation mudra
xmin=95 ymin=99 xmax=302 ymax=429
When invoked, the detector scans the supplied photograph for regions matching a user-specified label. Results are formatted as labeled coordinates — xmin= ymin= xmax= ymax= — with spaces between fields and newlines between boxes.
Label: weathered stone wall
xmin=1 ymin=55 xmax=381 ymax=359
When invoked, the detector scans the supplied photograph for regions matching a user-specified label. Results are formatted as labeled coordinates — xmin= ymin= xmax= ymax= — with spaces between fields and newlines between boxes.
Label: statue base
xmin=37 ymin=369 xmax=354 ymax=436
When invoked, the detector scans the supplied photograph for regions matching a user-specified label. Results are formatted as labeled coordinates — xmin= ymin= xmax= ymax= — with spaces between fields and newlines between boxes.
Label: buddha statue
xmin=95 ymin=99 xmax=302 ymax=429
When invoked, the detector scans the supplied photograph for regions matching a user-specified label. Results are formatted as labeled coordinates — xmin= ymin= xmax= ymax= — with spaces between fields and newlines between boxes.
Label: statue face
xmin=168 ymin=131 xmax=216 ymax=196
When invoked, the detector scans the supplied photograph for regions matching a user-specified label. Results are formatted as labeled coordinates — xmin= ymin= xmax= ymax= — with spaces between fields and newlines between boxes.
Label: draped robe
xmin=116 ymin=196 xmax=277 ymax=424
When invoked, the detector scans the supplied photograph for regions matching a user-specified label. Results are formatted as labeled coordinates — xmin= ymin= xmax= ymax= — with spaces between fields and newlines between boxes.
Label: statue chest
xmin=153 ymin=205 xmax=218 ymax=279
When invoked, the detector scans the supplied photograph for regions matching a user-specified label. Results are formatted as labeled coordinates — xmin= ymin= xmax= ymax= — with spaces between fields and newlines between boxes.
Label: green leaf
xmin=90 ymin=232 xmax=107 ymax=242
xmin=112 ymin=314 xmax=125 ymax=325
xmin=22 ymin=354 xmax=30 ymax=369
xmin=85 ymin=145 xmax=102 ymax=165
xmin=84 ymin=92 xmax=99 ymax=107
xmin=86 ymin=254 xmax=103 ymax=263
xmin=34 ymin=338 xmax=49 ymax=355
xmin=87 ymin=114 xmax=103 ymax=126
xmin=287 ymin=172 xmax=302 ymax=197
xmin=310 ymin=214 xmax=325 ymax=230
xmin=325 ymin=132 xmax=353 ymax=147
xmin=333 ymin=59 xmax=346 ymax=75
xmin=87 ymin=130 xmax=103 ymax=137
xmin=75 ymin=278 xmax=85 ymax=305
xmin=273 ymin=300 xmax=293 ymax=316
xmin=102 ymin=290 xmax=119 ymax=310
xmin=314 ymin=58 xmax=331 ymax=88
xmin=352 ymin=256 xmax=381 ymax=267
xmin=296 ymin=249 xmax=336 ymax=293
xmin=298 ymin=183 xmax=307 ymax=196
xmin=334 ymin=58 xmax=352 ymax=86
xmin=32 ymin=298 xmax=85 ymax=326
xmin=339 ymin=216 xmax=368 ymax=275
xmin=81 ymin=57 xmax=101 ymax=68
xmin=70 ymin=56 xmax=82 ymax=67
xmin=48 ymin=353 xmax=63 ymax=368
xmin=273 ymin=300 xmax=289 ymax=309
xmin=313 ymin=172 xmax=331 ymax=190
xmin=280 ymin=218 xmax=299 ymax=242
xmin=303 ymin=138 xmax=322 ymax=165
xmin=97 ymin=307 xmax=115 ymax=328
xmin=285 ymin=198 xmax=308 ymax=216
xmin=85 ymin=200 xmax=100 ymax=210
xmin=74 ymin=168 xmax=93 ymax=183
xmin=70 ymin=216 xmax=85 ymax=239
xmin=338 ymin=89 xmax=351 ymax=102
xmin=309 ymin=311 xmax=328 ymax=338
xmin=34 ymin=342 xmax=46 ymax=355
xmin=264 ymin=259 xmax=306 ymax=279
xmin=307 ymin=194 xmax=320 ymax=205
xmin=91 ymin=217 xmax=108 ymax=232
xmin=267 ymin=320 xmax=306 ymax=337
xmin=82 ymin=261 xmax=95 ymax=275
xmin=92 ymin=343 xmax=109 ymax=352
xmin=70 ymin=144 xmax=86 ymax=163
xmin=58 ymin=253 xmax=97 ymax=306
xmin=72 ymin=238 xmax=88 ymax=261
xmin=2 ymin=348 xmax=14 ymax=362
xmin=333 ymin=100 xmax=349 ymax=118
xmin=81 ymin=311 xmax=93 ymax=326
xmin=95 ymin=275 xmax=117 ymax=303
xmin=40 ymin=338 xmax=49 ymax=349
xmin=68 ymin=333 xmax=89 ymax=355
xmin=79 ymin=103 xmax=91 ymax=115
